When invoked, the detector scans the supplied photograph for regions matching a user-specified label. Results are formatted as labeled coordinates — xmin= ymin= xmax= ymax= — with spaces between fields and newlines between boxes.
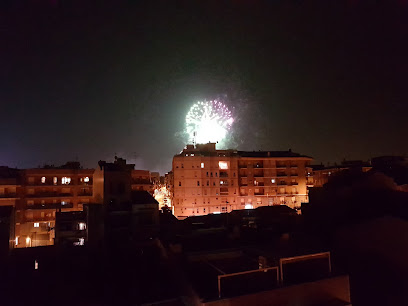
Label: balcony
xmin=220 ymin=174 xmax=229 ymax=179
xmin=254 ymin=164 xmax=263 ymax=169
xmin=290 ymin=173 xmax=298 ymax=177
xmin=276 ymin=165 xmax=287 ymax=169
xmin=290 ymin=165 xmax=298 ymax=168
xmin=278 ymin=182 xmax=288 ymax=186
xmin=78 ymin=192 xmax=92 ymax=197
xmin=0 ymin=193 xmax=17 ymax=198
xmin=26 ymin=203 xmax=74 ymax=210
xmin=238 ymin=164 xmax=247 ymax=169
xmin=26 ymin=192 xmax=73 ymax=198
xmin=290 ymin=182 xmax=299 ymax=186
xmin=277 ymin=173 xmax=287 ymax=177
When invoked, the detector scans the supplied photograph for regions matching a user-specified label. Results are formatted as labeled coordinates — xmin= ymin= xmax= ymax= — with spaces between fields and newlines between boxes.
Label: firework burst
xmin=186 ymin=100 xmax=234 ymax=144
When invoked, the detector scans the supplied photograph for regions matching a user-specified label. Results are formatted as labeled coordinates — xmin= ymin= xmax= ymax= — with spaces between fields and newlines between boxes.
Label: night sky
xmin=1 ymin=1 xmax=408 ymax=174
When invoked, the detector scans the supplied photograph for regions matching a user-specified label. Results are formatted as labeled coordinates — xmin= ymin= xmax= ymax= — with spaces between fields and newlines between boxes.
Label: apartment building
xmin=172 ymin=143 xmax=313 ymax=218
xmin=16 ymin=163 xmax=94 ymax=247
xmin=312 ymin=160 xmax=372 ymax=187
xmin=0 ymin=159 xmax=157 ymax=248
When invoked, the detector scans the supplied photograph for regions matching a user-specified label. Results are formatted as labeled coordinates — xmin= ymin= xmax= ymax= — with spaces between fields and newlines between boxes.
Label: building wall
xmin=172 ymin=146 xmax=313 ymax=218
xmin=131 ymin=170 xmax=153 ymax=194
xmin=15 ymin=168 xmax=94 ymax=248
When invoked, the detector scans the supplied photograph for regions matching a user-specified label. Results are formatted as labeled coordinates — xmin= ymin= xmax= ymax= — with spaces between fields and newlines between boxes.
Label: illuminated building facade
xmin=16 ymin=163 xmax=94 ymax=247
xmin=0 ymin=159 xmax=157 ymax=248
xmin=172 ymin=143 xmax=313 ymax=218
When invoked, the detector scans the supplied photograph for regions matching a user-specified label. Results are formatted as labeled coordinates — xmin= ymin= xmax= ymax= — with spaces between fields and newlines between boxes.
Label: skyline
xmin=1 ymin=1 xmax=408 ymax=173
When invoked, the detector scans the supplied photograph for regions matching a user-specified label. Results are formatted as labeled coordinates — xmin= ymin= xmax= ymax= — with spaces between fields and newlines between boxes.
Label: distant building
xmin=171 ymin=143 xmax=313 ymax=218
xmin=0 ymin=158 xmax=158 ymax=249
xmin=131 ymin=169 xmax=154 ymax=194
xmin=16 ymin=162 xmax=94 ymax=248
xmin=312 ymin=160 xmax=372 ymax=187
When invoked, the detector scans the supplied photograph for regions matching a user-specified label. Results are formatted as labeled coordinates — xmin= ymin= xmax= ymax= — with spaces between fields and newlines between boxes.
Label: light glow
xmin=186 ymin=100 xmax=234 ymax=144
xmin=219 ymin=161 xmax=229 ymax=169
xmin=245 ymin=204 xmax=254 ymax=209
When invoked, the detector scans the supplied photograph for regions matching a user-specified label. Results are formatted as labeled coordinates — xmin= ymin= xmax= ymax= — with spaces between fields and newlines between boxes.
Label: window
xmin=34 ymin=222 xmax=39 ymax=228
xmin=62 ymin=177 xmax=71 ymax=185
xmin=203 ymin=208 xmax=206 ymax=213
xmin=197 ymin=181 xmax=200 ymax=186
xmin=245 ymin=204 xmax=253 ymax=209
xmin=181 ymin=164 xmax=184 ymax=168
xmin=207 ymin=181 xmax=209 ymax=186
xmin=215 ymin=173 xmax=218 ymax=177
xmin=211 ymin=172 xmax=213 ymax=177
xmin=41 ymin=177 xmax=46 ymax=184
xmin=83 ymin=177 xmax=90 ymax=183
xmin=201 ymin=163 xmax=205 ymax=168
xmin=280 ymin=188 xmax=285 ymax=194
xmin=78 ymin=222 xmax=86 ymax=230
xmin=271 ymin=179 xmax=276 ymax=184
xmin=213 ymin=182 xmax=215 ymax=186
xmin=61 ymin=201 xmax=67 ymax=205
xmin=206 ymin=172 xmax=209 ymax=177
xmin=179 ymin=181 xmax=182 ymax=187
xmin=219 ymin=161 xmax=229 ymax=169
xmin=53 ymin=177 xmax=58 ymax=185
xmin=221 ymin=207 xmax=227 ymax=213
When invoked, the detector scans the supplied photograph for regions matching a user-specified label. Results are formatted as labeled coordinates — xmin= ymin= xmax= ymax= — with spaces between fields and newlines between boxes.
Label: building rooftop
xmin=237 ymin=150 xmax=311 ymax=159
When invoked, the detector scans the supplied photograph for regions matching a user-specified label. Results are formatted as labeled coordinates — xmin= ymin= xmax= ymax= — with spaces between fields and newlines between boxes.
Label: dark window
xmin=179 ymin=181 xmax=181 ymax=186
xmin=197 ymin=181 xmax=200 ymax=186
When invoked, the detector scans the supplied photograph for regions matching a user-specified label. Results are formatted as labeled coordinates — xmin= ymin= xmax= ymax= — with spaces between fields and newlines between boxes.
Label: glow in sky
xmin=186 ymin=100 xmax=234 ymax=144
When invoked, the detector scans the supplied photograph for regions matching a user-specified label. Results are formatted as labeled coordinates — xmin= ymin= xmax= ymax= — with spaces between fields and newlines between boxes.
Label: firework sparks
xmin=186 ymin=100 xmax=234 ymax=144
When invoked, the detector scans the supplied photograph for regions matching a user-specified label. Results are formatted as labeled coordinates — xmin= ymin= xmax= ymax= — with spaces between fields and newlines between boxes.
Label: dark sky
xmin=1 ymin=0 xmax=408 ymax=174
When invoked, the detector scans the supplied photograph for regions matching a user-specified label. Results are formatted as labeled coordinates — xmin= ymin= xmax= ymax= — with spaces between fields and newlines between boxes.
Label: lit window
xmin=78 ymin=222 xmax=86 ymax=230
xmin=218 ymin=161 xmax=229 ymax=169
xmin=191 ymin=154 xmax=194 ymax=156
xmin=53 ymin=177 xmax=58 ymax=185
xmin=245 ymin=204 xmax=253 ymax=209
xmin=26 ymin=237 xmax=31 ymax=245
xmin=61 ymin=177 xmax=71 ymax=185
xmin=34 ymin=260 xmax=39 ymax=270
xmin=83 ymin=177 xmax=90 ymax=183
xmin=201 ymin=163 xmax=204 ymax=168
xmin=41 ymin=177 xmax=46 ymax=184
xmin=61 ymin=201 xmax=67 ymax=205
xmin=15 ymin=236 xmax=19 ymax=246
xmin=271 ymin=179 xmax=276 ymax=183
xmin=79 ymin=238 xmax=84 ymax=245
xmin=34 ymin=222 xmax=39 ymax=228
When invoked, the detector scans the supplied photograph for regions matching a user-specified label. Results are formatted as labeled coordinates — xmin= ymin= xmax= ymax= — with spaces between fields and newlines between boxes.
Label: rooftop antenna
xmin=193 ymin=131 xmax=196 ymax=147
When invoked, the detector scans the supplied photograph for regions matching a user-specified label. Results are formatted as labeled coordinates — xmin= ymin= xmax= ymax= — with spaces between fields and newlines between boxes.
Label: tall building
xmin=172 ymin=143 xmax=313 ymax=218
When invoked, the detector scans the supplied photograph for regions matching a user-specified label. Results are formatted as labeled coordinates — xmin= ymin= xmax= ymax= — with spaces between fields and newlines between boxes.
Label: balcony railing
xmin=26 ymin=192 xmax=74 ymax=198
xmin=26 ymin=203 xmax=74 ymax=210
xmin=277 ymin=173 xmax=287 ymax=177
xmin=0 ymin=193 xmax=17 ymax=198
xmin=290 ymin=173 xmax=298 ymax=177
xmin=78 ymin=192 xmax=92 ymax=196
xmin=276 ymin=165 xmax=287 ymax=169
xmin=277 ymin=182 xmax=288 ymax=185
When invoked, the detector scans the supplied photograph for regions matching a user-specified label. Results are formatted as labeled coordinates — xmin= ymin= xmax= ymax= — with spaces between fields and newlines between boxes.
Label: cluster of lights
xmin=186 ymin=100 xmax=234 ymax=144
